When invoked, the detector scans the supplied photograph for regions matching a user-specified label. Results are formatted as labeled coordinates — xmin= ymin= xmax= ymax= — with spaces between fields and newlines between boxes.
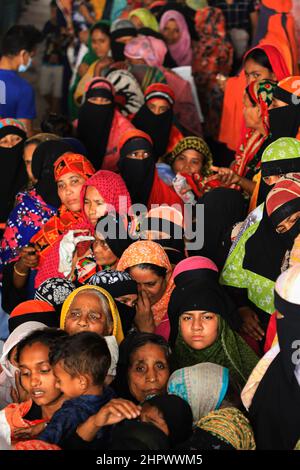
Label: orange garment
xmin=166 ymin=125 xmax=184 ymax=154
xmin=219 ymin=9 xmax=296 ymax=152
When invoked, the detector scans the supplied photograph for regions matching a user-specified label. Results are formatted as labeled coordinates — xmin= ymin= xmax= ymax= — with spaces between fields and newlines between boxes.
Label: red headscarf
xmin=244 ymin=44 xmax=290 ymax=82
xmin=54 ymin=152 xmax=95 ymax=181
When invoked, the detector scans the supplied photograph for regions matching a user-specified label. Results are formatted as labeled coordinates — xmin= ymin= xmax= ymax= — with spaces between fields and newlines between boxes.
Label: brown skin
xmin=84 ymin=185 xmax=107 ymax=227
xmin=140 ymin=403 xmax=169 ymax=436
xmin=93 ymin=234 xmax=118 ymax=269
xmin=57 ymin=172 xmax=86 ymax=213
xmin=147 ymin=98 xmax=170 ymax=116
xmin=172 ymin=149 xmax=204 ymax=176
xmin=276 ymin=211 xmax=300 ymax=234
xmin=0 ymin=134 xmax=22 ymax=148
xmin=90 ymin=28 xmax=111 ymax=59
xmin=53 ymin=360 xmax=103 ymax=399
xmin=64 ymin=291 xmax=113 ymax=336
xmin=239 ymin=306 xmax=264 ymax=341
xmin=244 ymin=57 xmax=276 ymax=86
xmin=126 ymin=149 xmax=150 ymax=160
xmin=128 ymin=343 xmax=170 ymax=403
xmin=180 ymin=311 xmax=219 ymax=350
xmin=161 ymin=19 xmax=181 ymax=46
xmin=128 ymin=266 xmax=170 ymax=306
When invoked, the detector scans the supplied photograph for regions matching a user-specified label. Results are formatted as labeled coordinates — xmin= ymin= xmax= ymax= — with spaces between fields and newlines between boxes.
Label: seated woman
xmin=0 ymin=119 xmax=28 ymax=230
xmin=0 ymin=139 xmax=72 ymax=272
xmin=77 ymin=78 xmax=135 ymax=171
xmin=129 ymin=8 xmax=159 ymax=32
xmin=168 ymin=276 xmax=259 ymax=391
xmin=159 ymin=9 xmax=192 ymax=66
xmin=117 ymin=240 xmax=174 ymax=340
xmin=245 ymin=264 xmax=300 ymax=450
xmin=162 ymin=136 xmax=221 ymax=199
xmin=112 ymin=331 xmax=171 ymax=403
xmin=118 ymin=129 xmax=183 ymax=209
xmin=211 ymin=79 xmax=277 ymax=198
xmin=132 ymin=83 xmax=183 ymax=161
xmin=218 ymin=45 xmax=290 ymax=153
xmin=221 ymin=176 xmax=300 ymax=346
xmin=110 ymin=19 xmax=137 ymax=62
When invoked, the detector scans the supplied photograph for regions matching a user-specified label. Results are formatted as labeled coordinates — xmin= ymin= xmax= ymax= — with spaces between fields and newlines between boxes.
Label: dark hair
xmin=127 ymin=332 xmax=171 ymax=368
xmin=41 ymin=113 xmax=73 ymax=137
xmin=16 ymin=328 xmax=67 ymax=363
xmin=50 ymin=0 xmax=57 ymax=7
xmin=91 ymin=22 xmax=111 ymax=39
xmin=244 ymin=48 xmax=273 ymax=72
xmin=129 ymin=263 xmax=167 ymax=278
xmin=1 ymin=25 xmax=42 ymax=56
xmin=49 ymin=331 xmax=111 ymax=386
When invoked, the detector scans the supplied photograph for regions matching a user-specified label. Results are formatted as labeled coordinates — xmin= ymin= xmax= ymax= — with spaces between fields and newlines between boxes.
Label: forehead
xmin=85 ymin=185 xmax=101 ymax=197
xmin=19 ymin=342 xmax=49 ymax=365
xmin=148 ymin=98 xmax=169 ymax=107
xmin=245 ymin=58 xmax=268 ymax=72
xmin=177 ymin=149 xmax=202 ymax=159
xmin=70 ymin=291 xmax=102 ymax=307
xmin=130 ymin=343 xmax=166 ymax=361
xmin=57 ymin=171 xmax=82 ymax=183
xmin=129 ymin=266 xmax=159 ymax=282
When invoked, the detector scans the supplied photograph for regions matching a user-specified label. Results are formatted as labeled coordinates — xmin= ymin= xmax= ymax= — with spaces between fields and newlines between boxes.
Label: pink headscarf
xmin=160 ymin=10 xmax=192 ymax=66
xmin=172 ymin=256 xmax=218 ymax=280
xmin=124 ymin=34 xmax=167 ymax=67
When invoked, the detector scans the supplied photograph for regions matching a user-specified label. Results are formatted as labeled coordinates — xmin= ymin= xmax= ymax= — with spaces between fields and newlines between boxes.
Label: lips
xmin=31 ymin=389 xmax=45 ymax=398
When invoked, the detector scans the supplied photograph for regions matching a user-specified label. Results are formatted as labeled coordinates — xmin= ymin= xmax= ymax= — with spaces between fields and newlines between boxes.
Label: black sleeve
xmin=222 ymin=285 xmax=249 ymax=310
xmin=59 ymin=432 xmax=108 ymax=450
xmin=2 ymin=263 xmax=28 ymax=314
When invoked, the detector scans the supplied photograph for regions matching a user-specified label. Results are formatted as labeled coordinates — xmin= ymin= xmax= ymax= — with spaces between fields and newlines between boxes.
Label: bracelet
xmin=13 ymin=264 xmax=29 ymax=277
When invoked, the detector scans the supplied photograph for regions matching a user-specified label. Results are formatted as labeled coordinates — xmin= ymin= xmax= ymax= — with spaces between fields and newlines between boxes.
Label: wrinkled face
xmin=53 ymin=361 xmax=82 ymax=399
xmin=162 ymin=19 xmax=181 ymax=45
xmin=93 ymin=233 xmax=118 ymax=268
xmin=115 ymin=293 xmax=138 ymax=308
xmin=128 ymin=266 xmax=168 ymax=306
xmin=147 ymin=98 xmax=170 ymax=116
xmin=84 ymin=185 xmax=107 ymax=226
xmin=140 ymin=403 xmax=169 ymax=436
xmin=180 ymin=310 xmax=219 ymax=350
xmin=19 ymin=343 xmax=62 ymax=406
xmin=128 ymin=343 xmax=170 ymax=402
xmin=126 ymin=148 xmax=150 ymax=160
xmin=0 ymin=133 xmax=22 ymax=148
xmin=275 ymin=211 xmax=300 ymax=234
xmin=91 ymin=28 xmax=111 ymax=59
xmin=23 ymin=143 xmax=38 ymax=183
xmin=244 ymin=58 xmax=275 ymax=85
xmin=243 ymin=93 xmax=261 ymax=130
xmin=172 ymin=149 xmax=204 ymax=175
xmin=57 ymin=171 xmax=86 ymax=212
xmin=65 ymin=292 xmax=112 ymax=336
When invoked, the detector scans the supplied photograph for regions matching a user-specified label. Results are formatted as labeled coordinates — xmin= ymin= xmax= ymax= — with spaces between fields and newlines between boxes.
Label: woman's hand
xmin=11 ymin=370 xmax=30 ymax=403
xmin=13 ymin=422 xmax=47 ymax=440
xmin=17 ymin=246 xmax=39 ymax=272
xmin=216 ymin=73 xmax=228 ymax=92
xmin=93 ymin=399 xmax=141 ymax=428
xmin=239 ymin=307 xmax=265 ymax=341
xmin=208 ymin=165 xmax=241 ymax=186
xmin=135 ymin=290 xmax=155 ymax=333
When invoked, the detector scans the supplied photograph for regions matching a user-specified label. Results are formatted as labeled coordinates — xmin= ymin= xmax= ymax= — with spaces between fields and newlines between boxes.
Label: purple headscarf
xmin=160 ymin=10 xmax=192 ymax=66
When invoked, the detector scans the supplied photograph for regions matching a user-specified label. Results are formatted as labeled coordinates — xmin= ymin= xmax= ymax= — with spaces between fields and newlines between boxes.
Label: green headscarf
xmin=173 ymin=316 xmax=259 ymax=391
xmin=261 ymin=137 xmax=300 ymax=178
xmin=129 ymin=8 xmax=159 ymax=32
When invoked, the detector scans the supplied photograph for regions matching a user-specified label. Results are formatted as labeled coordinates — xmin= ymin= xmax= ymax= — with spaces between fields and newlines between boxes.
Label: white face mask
xmin=18 ymin=56 xmax=32 ymax=73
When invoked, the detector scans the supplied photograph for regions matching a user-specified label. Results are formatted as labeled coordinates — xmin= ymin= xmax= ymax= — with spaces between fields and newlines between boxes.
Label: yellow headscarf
xmin=60 ymin=285 xmax=124 ymax=345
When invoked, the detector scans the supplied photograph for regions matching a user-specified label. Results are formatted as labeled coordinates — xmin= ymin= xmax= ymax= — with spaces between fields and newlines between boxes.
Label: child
xmin=37 ymin=331 xmax=115 ymax=448
xmin=0 ymin=328 xmax=66 ymax=447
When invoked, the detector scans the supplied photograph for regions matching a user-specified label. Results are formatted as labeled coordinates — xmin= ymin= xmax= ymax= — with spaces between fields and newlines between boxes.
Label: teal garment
xmin=110 ymin=0 xmax=127 ymax=22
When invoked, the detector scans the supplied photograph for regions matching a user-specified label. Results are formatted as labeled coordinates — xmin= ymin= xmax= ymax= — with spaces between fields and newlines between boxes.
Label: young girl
xmin=0 ymin=328 xmax=66 ymax=448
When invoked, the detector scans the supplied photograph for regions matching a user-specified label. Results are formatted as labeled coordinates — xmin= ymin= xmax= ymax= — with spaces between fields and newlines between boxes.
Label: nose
xmin=30 ymin=373 xmax=41 ymax=388
xmin=192 ymin=318 xmax=204 ymax=331
xmin=146 ymin=366 xmax=157 ymax=383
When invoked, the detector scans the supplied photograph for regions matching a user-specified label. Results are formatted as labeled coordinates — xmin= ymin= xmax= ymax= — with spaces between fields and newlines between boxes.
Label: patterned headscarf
xmin=261 ymin=137 xmax=300 ymax=177
xmin=266 ymin=175 xmax=300 ymax=226
xmin=34 ymin=278 xmax=76 ymax=310
xmin=167 ymin=363 xmax=229 ymax=423
xmin=167 ymin=136 xmax=213 ymax=177
xmin=246 ymin=79 xmax=277 ymax=134
xmin=197 ymin=407 xmax=256 ymax=450
xmin=129 ymin=8 xmax=159 ymax=32
xmin=160 ymin=10 xmax=192 ymax=66
xmin=88 ymin=270 xmax=137 ymax=297
xmin=54 ymin=152 xmax=95 ymax=182
xmin=124 ymin=35 xmax=167 ymax=68
xmin=0 ymin=118 xmax=26 ymax=137
xmin=60 ymin=285 xmax=124 ymax=344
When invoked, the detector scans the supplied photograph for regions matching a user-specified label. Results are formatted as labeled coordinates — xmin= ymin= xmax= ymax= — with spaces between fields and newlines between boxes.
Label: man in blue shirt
xmin=0 ymin=25 xmax=42 ymax=136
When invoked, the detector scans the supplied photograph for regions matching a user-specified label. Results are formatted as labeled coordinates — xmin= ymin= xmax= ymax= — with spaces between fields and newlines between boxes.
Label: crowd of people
xmin=0 ymin=0 xmax=300 ymax=452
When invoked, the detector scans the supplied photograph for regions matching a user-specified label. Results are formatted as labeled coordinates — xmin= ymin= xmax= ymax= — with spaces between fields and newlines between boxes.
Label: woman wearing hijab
xmin=34 ymin=278 xmax=76 ymax=314
xmin=77 ymin=78 xmax=135 ymax=172
xmin=8 ymin=300 xmax=60 ymax=333
xmin=132 ymin=83 xmax=183 ymax=161
xmin=118 ymin=129 xmax=183 ymax=210
xmin=221 ymin=176 xmax=300 ymax=345
xmin=168 ymin=278 xmax=259 ymax=391
xmin=159 ymin=10 xmax=192 ymax=66
xmin=247 ymin=264 xmax=300 ymax=449
xmin=129 ymin=8 xmax=159 ymax=32
xmin=192 ymin=7 xmax=233 ymax=139
xmin=219 ymin=44 xmax=290 ymax=153
xmin=0 ymin=139 xmax=72 ymax=272
xmin=0 ymin=119 xmax=27 ymax=229
xmin=117 ymin=240 xmax=174 ymax=340
xmin=110 ymin=19 xmax=137 ymax=62
xmin=88 ymin=270 xmax=137 ymax=335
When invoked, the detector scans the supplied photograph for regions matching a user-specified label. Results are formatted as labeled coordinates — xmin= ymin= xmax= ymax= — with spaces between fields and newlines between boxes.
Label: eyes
xmin=20 ymin=367 xmax=51 ymax=377
xmin=134 ymin=362 xmax=167 ymax=373
xmin=69 ymin=310 xmax=102 ymax=322
xmin=84 ymin=199 xmax=104 ymax=206
xmin=93 ymin=239 xmax=109 ymax=249
xmin=181 ymin=314 xmax=214 ymax=321
xmin=176 ymin=155 xmax=201 ymax=166
xmin=58 ymin=177 xmax=80 ymax=190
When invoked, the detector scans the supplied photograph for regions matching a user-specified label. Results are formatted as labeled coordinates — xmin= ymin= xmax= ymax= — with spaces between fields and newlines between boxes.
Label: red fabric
xmin=118 ymin=129 xmax=153 ymax=153
xmin=148 ymin=169 xmax=184 ymax=210
xmin=266 ymin=177 xmax=300 ymax=216
xmin=183 ymin=172 xmax=222 ymax=198
xmin=166 ymin=126 xmax=184 ymax=154
xmin=219 ymin=44 xmax=291 ymax=152
xmin=54 ymin=152 xmax=95 ymax=181
xmin=10 ymin=300 xmax=55 ymax=318
xmin=14 ymin=440 xmax=61 ymax=450
xmin=101 ymin=110 xmax=135 ymax=172
xmin=144 ymin=83 xmax=175 ymax=104
xmin=264 ymin=311 xmax=277 ymax=353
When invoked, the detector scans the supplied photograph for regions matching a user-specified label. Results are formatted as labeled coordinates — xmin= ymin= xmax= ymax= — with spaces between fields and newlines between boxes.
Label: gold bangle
xmin=14 ymin=264 xmax=29 ymax=277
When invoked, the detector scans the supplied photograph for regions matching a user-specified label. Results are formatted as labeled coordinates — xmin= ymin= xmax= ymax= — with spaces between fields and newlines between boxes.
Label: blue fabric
xmin=0 ymin=69 xmax=36 ymax=119
xmin=110 ymin=0 xmax=127 ymax=22
xmin=0 ymin=189 xmax=57 ymax=272
xmin=215 ymin=367 xmax=229 ymax=409
xmin=38 ymin=387 xmax=115 ymax=445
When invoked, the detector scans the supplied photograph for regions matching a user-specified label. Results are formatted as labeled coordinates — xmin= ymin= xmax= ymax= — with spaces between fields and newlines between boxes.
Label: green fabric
xmin=173 ymin=316 xmax=259 ymax=390
xmin=261 ymin=137 xmax=300 ymax=164
xmin=220 ymin=220 xmax=275 ymax=314
xmin=186 ymin=0 xmax=208 ymax=10
xmin=128 ymin=64 xmax=166 ymax=91
xmin=129 ymin=8 xmax=159 ymax=32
